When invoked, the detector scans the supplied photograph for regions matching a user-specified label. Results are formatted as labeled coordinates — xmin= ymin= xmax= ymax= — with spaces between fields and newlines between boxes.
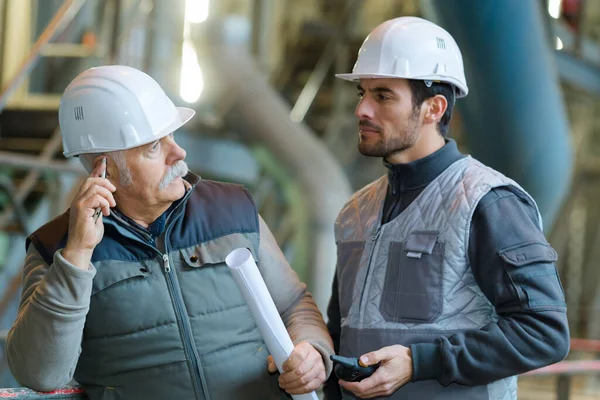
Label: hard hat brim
xmin=63 ymin=106 xmax=196 ymax=157
xmin=335 ymin=73 xmax=468 ymax=98
xmin=166 ymin=107 xmax=196 ymax=137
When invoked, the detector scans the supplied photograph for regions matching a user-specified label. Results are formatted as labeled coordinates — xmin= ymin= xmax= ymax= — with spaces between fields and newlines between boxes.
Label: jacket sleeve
xmin=256 ymin=215 xmax=334 ymax=376
xmin=5 ymin=245 xmax=96 ymax=391
xmin=410 ymin=187 xmax=570 ymax=385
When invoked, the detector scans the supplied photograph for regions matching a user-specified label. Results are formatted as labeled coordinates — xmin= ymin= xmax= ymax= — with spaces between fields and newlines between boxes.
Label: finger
xmin=339 ymin=372 xmax=381 ymax=395
xmin=285 ymin=375 xmax=324 ymax=395
xmin=359 ymin=346 xmax=395 ymax=367
xmin=267 ymin=355 xmax=277 ymax=373
xmin=77 ymin=187 xmax=112 ymax=211
xmin=78 ymin=185 xmax=116 ymax=208
xmin=85 ymin=195 xmax=110 ymax=218
xmin=357 ymin=381 xmax=398 ymax=399
xmin=75 ymin=177 xmax=116 ymax=199
xmin=279 ymin=360 xmax=325 ymax=389
xmin=92 ymin=176 xmax=117 ymax=193
xmin=282 ymin=345 xmax=309 ymax=373
xmin=279 ymin=351 xmax=320 ymax=385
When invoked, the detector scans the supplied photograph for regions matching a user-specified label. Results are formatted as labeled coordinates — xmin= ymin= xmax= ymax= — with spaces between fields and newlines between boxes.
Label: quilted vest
xmin=27 ymin=176 xmax=291 ymax=400
xmin=334 ymin=157 xmax=541 ymax=399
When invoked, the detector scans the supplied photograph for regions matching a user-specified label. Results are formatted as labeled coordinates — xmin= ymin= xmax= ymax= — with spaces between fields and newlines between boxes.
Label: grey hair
xmin=78 ymin=151 xmax=132 ymax=185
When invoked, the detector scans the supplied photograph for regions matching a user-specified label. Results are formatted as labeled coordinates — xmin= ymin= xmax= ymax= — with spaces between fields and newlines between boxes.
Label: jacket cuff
xmin=410 ymin=342 xmax=444 ymax=382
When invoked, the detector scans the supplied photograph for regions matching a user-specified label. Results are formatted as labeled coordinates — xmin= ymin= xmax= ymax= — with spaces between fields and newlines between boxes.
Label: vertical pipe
xmin=145 ymin=0 xmax=185 ymax=95
xmin=200 ymin=18 xmax=353 ymax=312
xmin=421 ymin=0 xmax=573 ymax=230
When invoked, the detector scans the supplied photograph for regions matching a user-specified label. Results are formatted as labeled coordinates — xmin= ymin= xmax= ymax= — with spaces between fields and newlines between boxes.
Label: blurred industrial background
xmin=0 ymin=0 xmax=598 ymax=398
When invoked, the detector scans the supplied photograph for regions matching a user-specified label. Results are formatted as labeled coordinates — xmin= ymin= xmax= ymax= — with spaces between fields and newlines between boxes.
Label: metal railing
xmin=525 ymin=338 xmax=600 ymax=400
xmin=0 ymin=0 xmax=89 ymax=113
xmin=0 ymin=386 xmax=86 ymax=399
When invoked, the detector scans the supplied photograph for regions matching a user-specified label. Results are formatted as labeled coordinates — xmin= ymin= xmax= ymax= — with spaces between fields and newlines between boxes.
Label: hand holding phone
xmin=63 ymin=156 xmax=116 ymax=269
xmin=330 ymin=354 xmax=380 ymax=382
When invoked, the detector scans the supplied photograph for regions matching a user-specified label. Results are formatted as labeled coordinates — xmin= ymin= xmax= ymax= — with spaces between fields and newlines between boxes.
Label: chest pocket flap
xmin=179 ymin=236 xmax=259 ymax=268
xmin=92 ymin=261 xmax=151 ymax=295
xmin=405 ymin=231 xmax=439 ymax=258
xmin=498 ymin=242 xmax=564 ymax=310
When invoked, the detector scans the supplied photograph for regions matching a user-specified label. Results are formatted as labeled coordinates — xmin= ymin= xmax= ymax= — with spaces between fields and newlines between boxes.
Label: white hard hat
xmin=336 ymin=17 xmax=468 ymax=97
xmin=59 ymin=65 xmax=195 ymax=158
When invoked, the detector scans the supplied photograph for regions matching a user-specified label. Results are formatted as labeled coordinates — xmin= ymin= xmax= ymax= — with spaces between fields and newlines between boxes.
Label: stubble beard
xmin=358 ymin=109 xmax=421 ymax=158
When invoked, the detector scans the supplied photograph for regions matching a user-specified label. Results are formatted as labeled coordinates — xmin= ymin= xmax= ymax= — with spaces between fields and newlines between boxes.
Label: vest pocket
xmin=87 ymin=261 xmax=157 ymax=338
xmin=337 ymin=241 xmax=365 ymax=318
xmin=91 ymin=261 xmax=151 ymax=295
xmin=498 ymin=241 xmax=565 ymax=310
xmin=380 ymin=231 xmax=444 ymax=323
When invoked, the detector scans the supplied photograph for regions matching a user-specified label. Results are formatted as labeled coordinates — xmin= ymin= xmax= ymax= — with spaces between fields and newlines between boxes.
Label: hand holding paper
xmin=270 ymin=341 xmax=327 ymax=395
xmin=225 ymin=248 xmax=320 ymax=400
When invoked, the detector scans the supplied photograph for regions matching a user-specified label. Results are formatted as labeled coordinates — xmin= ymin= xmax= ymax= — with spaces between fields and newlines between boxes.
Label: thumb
xmin=267 ymin=355 xmax=278 ymax=373
xmin=359 ymin=346 xmax=391 ymax=366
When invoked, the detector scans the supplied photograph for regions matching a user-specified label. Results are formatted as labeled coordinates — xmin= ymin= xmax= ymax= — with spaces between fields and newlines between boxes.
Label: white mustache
xmin=159 ymin=161 xmax=189 ymax=190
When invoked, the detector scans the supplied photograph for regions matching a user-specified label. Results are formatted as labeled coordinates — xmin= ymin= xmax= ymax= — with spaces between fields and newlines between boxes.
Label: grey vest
xmin=335 ymin=157 xmax=541 ymax=400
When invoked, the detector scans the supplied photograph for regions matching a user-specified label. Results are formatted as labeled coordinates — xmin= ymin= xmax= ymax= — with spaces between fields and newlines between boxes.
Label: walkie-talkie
xmin=330 ymin=354 xmax=380 ymax=382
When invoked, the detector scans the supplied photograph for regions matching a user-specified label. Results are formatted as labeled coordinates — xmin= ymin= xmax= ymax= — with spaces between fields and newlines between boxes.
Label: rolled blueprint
xmin=225 ymin=248 xmax=319 ymax=400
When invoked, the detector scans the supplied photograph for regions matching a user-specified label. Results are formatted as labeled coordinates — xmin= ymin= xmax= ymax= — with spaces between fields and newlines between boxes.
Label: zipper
xmin=358 ymin=226 xmax=382 ymax=327
xmin=161 ymin=193 xmax=210 ymax=399
xmin=163 ymin=254 xmax=171 ymax=272
xmin=103 ymin=186 xmax=209 ymax=399
xmin=162 ymin=253 xmax=207 ymax=399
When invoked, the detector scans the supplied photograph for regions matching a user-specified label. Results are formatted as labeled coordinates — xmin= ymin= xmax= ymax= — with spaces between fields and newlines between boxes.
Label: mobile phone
xmin=93 ymin=157 xmax=107 ymax=223
xmin=329 ymin=354 xmax=380 ymax=382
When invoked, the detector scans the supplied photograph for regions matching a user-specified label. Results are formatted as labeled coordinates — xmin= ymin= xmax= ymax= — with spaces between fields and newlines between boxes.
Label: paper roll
xmin=226 ymin=248 xmax=319 ymax=400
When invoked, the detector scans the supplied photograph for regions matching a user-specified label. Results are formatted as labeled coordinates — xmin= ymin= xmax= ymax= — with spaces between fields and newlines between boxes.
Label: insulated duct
xmin=421 ymin=0 xmax=573 ymax=230
xmin=197 ymin=19 xmax=353 ymax=313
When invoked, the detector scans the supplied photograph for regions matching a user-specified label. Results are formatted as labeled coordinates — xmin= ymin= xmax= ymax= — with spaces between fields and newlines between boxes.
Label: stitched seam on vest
xmin=84 ymin=303 xmax=250 ymax=340
xmin=169 ymin=229 xmax=259 ymax=251
xmin=188 ymin=303 xmax=248 ymax=319
xmin=84 ymin=320 xmax=179 ymax=341
xmin=201 ymin=338 xmax=263 ymax=358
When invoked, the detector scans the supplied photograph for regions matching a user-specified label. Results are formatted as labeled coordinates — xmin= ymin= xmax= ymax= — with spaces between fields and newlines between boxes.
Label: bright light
xmin=179 ymin=40 xmax=204 ymax=103
xmin=185 ymin=0 xmax=209 ymax=24
xmin=556 ymin=36 xmax=563 ymax=50
xmin=548 ymin=0 xmax=562 ymax=19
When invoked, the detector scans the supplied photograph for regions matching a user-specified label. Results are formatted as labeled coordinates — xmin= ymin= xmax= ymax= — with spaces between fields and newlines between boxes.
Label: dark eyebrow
xmin=356 ymin=84 xmax=394 ymax=94
xmin=371 ymin=87 xmax=394 ymax=94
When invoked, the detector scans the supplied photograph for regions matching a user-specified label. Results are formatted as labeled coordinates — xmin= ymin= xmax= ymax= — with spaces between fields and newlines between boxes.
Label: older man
xmin=6 ymin=65 xmax=333 ymax=400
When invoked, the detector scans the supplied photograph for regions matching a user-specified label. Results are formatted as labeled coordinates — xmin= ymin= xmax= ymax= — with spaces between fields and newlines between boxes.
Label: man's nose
xmin=166 ymin=137 xmax=186 ymax=163
xmin=355 ymin=97 xmax=374 ymax=120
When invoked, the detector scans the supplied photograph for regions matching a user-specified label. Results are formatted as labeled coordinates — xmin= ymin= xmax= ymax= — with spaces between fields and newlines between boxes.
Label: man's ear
xmin=92 ymin=153 xmax=111 ymax=177
xmin=423 ymin=94 xmax=448 ymax=124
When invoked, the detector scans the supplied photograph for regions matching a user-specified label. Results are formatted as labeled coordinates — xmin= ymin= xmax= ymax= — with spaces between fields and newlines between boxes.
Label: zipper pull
xmin=163 ymin=254 xmax=171 ymax=273
xmin=372 ymin=228 xmax=380 ymax=241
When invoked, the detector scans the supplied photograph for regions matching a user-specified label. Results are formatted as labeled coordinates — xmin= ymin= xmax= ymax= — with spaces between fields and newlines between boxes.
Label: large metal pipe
xmin=198 ymin=20 xmax=353 ymax=313
xmin=421 ymin=0 xmax=573 ymax=231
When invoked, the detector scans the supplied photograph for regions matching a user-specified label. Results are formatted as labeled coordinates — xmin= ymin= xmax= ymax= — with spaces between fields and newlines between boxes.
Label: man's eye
xmin=377 ymin=94 xmax=389 ymax=101
xmin=151 ymin=142 xmax=160 ymax=150
xmin=357 ymin=92 xmax=364 ymax=97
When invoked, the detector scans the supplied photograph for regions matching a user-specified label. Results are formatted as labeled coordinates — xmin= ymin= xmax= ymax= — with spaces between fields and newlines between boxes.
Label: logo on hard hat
xmin=74 ymin=106 xmax=84 ymax=121
xmin=436 ymin=38 xmax=446 ymax=50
